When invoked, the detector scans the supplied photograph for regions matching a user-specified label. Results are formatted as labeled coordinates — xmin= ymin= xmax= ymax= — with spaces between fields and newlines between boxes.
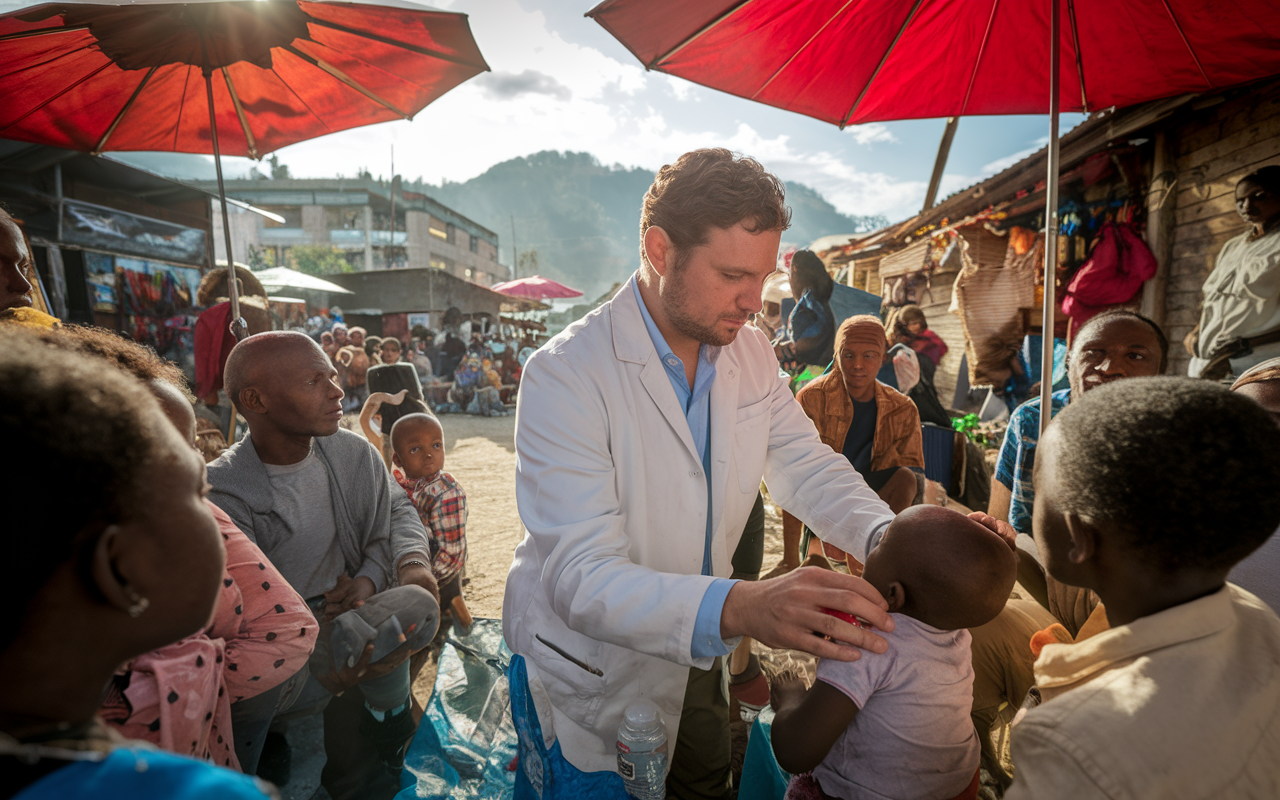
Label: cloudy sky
xmin=220 ymin=0 xmax=1084 ymax=224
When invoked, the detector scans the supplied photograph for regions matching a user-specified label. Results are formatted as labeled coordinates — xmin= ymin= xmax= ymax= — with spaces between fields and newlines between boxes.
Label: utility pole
xmin=510 ymin=214 xmax=518 ymax=280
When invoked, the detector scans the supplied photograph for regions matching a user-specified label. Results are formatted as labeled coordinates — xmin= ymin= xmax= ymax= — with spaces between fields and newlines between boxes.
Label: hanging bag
xmin=1061 ymin=222 xmax=1158 ymax=335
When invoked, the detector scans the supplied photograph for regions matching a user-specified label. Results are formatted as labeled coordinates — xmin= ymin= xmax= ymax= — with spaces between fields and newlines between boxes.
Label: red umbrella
xmin=492 ymin=276 xmax=584 ymax=301
xmin=587 ymin=0 xmax=1279 ymax=127
xmin=0 ymin=0 xmax=488 ymax=333
xmin=588 ymin=0 xmax=1280 ymax=427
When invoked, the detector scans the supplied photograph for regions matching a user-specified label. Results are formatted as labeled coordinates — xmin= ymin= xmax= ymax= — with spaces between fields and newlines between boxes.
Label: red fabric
xmin=909 ymin=329 xmax=949 ymax=369
xmin=491 ymin=276 xmax=583 ymax=300
xmin=195 ymin=301 xmax=235 ymax=400
xmin=0 ymin=0 xmax=487 ymax=157
xmin=1061 ymin=222 xmax=1158 ymax=335
xmin=587 ymin=0 xmax=1280 ymax=126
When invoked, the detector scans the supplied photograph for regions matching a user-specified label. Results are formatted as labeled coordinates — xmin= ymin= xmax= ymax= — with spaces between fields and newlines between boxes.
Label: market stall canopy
xmin=586 ymin=0 xmax=1280 ymax=127
xmin=0 ymin=0 xmax=490 ymax=156
xmin=492 ymin=275 xmax=583 ymax=300
xmin=252 ymin=266 xmax=355 ymax=294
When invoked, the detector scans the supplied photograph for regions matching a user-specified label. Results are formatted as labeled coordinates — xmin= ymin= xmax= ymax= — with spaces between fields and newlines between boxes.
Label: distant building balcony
xmin=330 ymin=229 xmax=408 ymax=247
xmin=260 ymin=227 xmax=308 ymax=244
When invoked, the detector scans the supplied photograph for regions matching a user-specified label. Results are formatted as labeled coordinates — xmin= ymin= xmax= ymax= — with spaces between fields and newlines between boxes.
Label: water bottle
xmin=616 ymin=699 xmax=668 ymax=800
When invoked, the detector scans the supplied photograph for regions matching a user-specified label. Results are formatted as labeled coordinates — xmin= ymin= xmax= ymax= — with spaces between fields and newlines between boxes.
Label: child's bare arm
xmin=770 ymin=676 xmax=859 ymax=775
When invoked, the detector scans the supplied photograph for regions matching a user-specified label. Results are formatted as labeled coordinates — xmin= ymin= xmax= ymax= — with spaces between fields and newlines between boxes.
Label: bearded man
xmin=502 ymin=150 xmax=1021 ymax=800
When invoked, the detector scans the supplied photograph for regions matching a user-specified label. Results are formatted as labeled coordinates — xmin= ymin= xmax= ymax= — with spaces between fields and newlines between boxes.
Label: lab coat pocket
xmin=526 ymin=603 xmax=607 ymax=718
xmin=734 ymin=399 xmax=770 ymax=493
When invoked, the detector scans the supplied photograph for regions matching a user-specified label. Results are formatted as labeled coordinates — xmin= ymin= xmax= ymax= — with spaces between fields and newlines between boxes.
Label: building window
xmin=470 ymin=235 xmax=479 ymax=253
xmin=429 ymin=219 xmax=448 ymax=240
xmin=446 ymin=223 xmax=456 ymax=243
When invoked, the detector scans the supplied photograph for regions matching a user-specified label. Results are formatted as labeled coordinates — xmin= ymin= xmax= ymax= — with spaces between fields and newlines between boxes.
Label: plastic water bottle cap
xmin=623 ymin=699 xmax=661 ymax=729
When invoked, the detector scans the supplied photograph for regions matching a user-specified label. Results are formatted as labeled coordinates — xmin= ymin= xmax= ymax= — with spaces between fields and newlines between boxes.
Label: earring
xmin=126 ymin=588 xmax=150 ymax=619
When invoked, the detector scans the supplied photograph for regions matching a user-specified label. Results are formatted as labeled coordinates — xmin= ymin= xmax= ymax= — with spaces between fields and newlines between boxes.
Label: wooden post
xmin=1140 ymin=131 xmax=1176 ymax=327
xmin=923 ymin=117 xmax=960 ymax=213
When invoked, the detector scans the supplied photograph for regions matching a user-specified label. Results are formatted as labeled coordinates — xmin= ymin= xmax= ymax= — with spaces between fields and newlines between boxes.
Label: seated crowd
xmin=2 ymin=194 xmax=1280 ymax=800
xmin=310 ymin=312 xmax=530 ymax=419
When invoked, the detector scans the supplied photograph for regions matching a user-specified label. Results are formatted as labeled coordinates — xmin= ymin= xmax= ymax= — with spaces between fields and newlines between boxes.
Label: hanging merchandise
xmin=951 ymin=234 xmax=1036 ymax=388
xmin=1060 ymin=222 xmax=1158 ymax=336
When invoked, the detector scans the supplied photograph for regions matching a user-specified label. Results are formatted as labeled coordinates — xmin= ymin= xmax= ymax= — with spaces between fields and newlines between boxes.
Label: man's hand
xmin=323 ymin=574 xmax=376 ymax=621
xmin=721 ymin=567 xmax=894 ymax=662
xmin=397 ymin=558 xmax=440 ymax=607
xmin=314 ymin=640 xmax=414 ymax=695
xmin=967 ymin=511 xmax=1018 ymax=552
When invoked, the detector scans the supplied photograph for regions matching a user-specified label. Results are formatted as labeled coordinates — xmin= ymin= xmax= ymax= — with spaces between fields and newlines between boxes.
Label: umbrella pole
xmin=203 ymin=67 xmax=245 ymax=340
xmin=1039 ymin=0 xmax=1062 ymax=433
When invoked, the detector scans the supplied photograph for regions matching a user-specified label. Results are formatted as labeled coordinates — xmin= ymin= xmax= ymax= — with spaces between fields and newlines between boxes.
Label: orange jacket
xmin=795 ymin=370 xmax=924 ymax=472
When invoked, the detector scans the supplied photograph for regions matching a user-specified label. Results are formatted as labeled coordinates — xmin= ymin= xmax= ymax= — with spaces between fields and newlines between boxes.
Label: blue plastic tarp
xmin=397 ymin=619 xmax=517 ymax=800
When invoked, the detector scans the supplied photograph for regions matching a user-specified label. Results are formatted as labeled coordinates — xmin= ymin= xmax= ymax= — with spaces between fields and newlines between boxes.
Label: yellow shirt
xmin=1005 ymin=584 xmax=1280 ymax=800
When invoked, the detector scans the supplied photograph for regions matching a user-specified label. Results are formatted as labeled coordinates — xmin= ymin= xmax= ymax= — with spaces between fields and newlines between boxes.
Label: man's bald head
xmin=224 ymin=332 xmax=322 ymax=412
xmin=223 ymin=332 xmax=344 ymax=440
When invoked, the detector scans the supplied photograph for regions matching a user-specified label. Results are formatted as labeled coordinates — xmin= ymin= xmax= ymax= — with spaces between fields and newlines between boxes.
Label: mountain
xmin=110 ymin=150 xmax=888 ymax=300
xmin=413 ymin=151 xmax=887 ymax=299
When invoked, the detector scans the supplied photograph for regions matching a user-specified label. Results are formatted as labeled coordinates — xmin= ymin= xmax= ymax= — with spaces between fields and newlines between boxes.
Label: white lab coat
xmin=503 ymin=281 xmax=893 ymax=773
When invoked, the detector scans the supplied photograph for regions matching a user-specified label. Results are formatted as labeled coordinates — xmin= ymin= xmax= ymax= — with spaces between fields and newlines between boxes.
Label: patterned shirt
xmin=398 ymin=472 xmax=467 ymax=583
xmin=994 ymin=389 xmax=1071 ymax=534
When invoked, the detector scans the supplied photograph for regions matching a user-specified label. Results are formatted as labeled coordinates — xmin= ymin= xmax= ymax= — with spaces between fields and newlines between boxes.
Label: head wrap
xmin=835 ymin=315 xmax=888 ymax=356
xmin=1231 ymin=357 xmax=1280 ymax=391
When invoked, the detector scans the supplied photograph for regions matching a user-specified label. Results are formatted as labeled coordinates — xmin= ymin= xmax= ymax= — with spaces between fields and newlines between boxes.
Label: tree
xmin=247 ymin=244 xmax=277 ymax=270
xmin=268 ymin=155 xmax=292 ymax=180
xmin=517 ymin=248 xmax=539 ymax=277
xmin=288 ymin=245 xmax=355 ymax=276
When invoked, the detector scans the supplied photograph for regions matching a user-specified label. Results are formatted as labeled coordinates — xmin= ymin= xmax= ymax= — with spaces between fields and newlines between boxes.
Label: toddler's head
xmin=390 ymin=413 xmax=445 ymax=481
xmin=862 ymin=505 xmax=1016 ymax=630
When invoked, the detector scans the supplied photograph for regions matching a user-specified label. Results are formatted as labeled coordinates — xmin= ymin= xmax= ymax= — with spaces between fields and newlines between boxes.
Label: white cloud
xmin=846 ymin=123 xmax=897 ymax=146
xmin=256 ymin=0 xmax=932 ymax=222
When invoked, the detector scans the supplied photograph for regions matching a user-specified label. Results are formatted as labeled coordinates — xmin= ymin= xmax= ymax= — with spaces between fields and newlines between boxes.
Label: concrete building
xmin=199 ymin=177 xmax=508 ymax=287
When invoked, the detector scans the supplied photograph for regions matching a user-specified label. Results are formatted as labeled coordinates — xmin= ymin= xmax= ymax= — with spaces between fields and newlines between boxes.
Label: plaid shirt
xmin=994 ymin=389 xmax=1071 ymax=534
xmin=397 ymin=472 xmax=467 ymax=583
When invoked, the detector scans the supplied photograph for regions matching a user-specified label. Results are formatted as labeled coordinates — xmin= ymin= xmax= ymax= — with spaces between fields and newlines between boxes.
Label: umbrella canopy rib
xmin=1159 ymin=0 xmax=1210 ymax=88
xmin=652 ymin=0 xmax=757 ymax=68
xmin=282 ymin=43 xmax=411 ymax=119
xmin=751 ymin=0 xmax=857 ymax=101
xmin=1068 ymin=0 xmax=1088 ymax=111
xmin=92 ymin=64 xmax=157 ymax=154
xmin=305 ymin=18 xmax=488 ymax=70
xmin=839 ymin=0 xmax=924 ymax=128
xmin=0 ymin=23 xmax=88 ymax=43
xmin=221 ymin=66 xmax=259 ymax=159
xmin=960 ymin=0 xmax=1001 ymax=116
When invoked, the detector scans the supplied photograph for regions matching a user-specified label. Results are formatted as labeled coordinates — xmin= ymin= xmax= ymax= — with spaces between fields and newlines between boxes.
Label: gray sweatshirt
xmin=208 ymin=428 xmax=430 ymax=593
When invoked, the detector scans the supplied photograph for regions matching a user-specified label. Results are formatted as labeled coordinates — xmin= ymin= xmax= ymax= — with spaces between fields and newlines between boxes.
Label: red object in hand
xmin=821 ymin=608 xmax=870 ymax=629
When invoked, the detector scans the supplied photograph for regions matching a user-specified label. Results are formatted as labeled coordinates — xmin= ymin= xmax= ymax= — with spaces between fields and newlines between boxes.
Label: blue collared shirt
xmin=631 ymin=278 xmax=738 ymax=659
